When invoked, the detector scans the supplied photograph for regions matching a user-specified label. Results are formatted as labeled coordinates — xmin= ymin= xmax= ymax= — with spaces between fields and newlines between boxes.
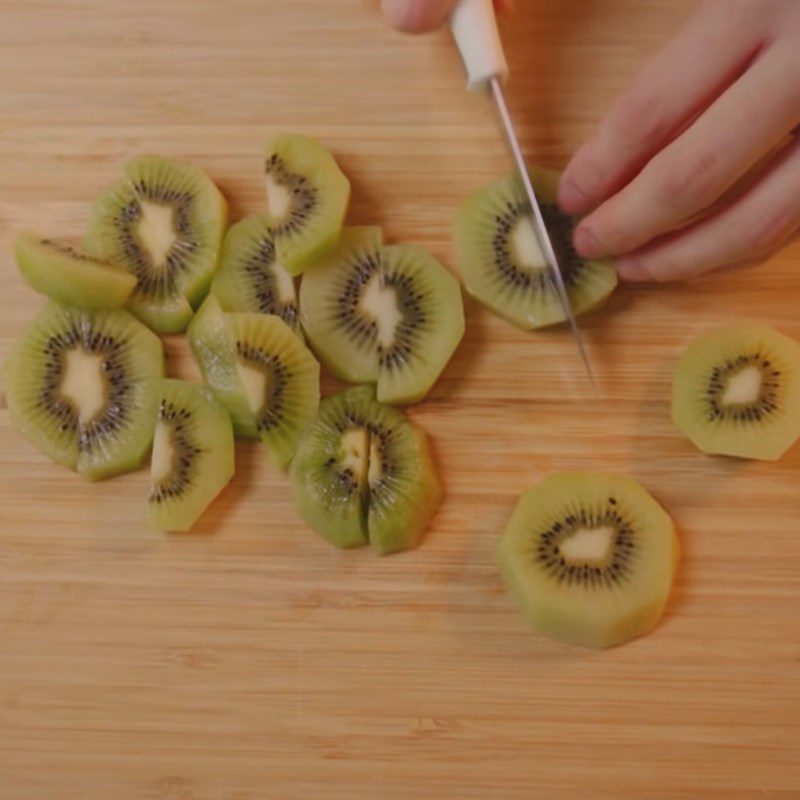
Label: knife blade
xmin=450 ymin=0 xmax=596 ymax=389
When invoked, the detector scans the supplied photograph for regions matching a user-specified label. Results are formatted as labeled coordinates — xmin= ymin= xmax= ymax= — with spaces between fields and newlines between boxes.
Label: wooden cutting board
xmin=1 ymin=1 xmax=798 ymax=797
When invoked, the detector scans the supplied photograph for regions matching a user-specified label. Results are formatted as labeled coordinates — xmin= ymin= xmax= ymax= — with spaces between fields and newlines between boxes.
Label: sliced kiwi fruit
xmin=188 ymin=296 xmax=320 ymax=467
xmin=454 ymin=168 xmax=618 ymax=329
xmin=85 ymin=155 xmax=228 ymax=333
xmin=672 ymin=325 xmax=800 ymax=460
xmin=14 ymin=232 xmax=137 ymax=310
xmin=210 ymin=214 xmax=301 ymax=335
xmin=300 ymin=227 xmax=465 ymax=404
xmin=290 ymin=386 xmax=441 ymax=554
xmin=263 ymin=133 xmax=350 ymax=276
xmin=290 ymin=386 xmax=373 ymax=549
xmin=4 ymin=303 xmax=164 ymax=480
xmin=497 ymin=473 xmax=679 ymax=649
xmin=148 ymin=379 xmax=235 ymax=532
xmin=188 ymin=295 xmax=259 ymax=438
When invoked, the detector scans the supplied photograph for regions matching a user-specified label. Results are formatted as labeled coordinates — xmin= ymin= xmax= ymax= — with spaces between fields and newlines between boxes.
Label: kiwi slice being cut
xmin=454 ymin=169 xmax=618 ymax=329
xmin=148 ymin=379 xmax=234 ymax=532
xmin=263 ymin=133 xmax=350 ymax=276
xmin=14 ymin=232 xmax=137 ymax=310
xmin=290 ymin=386 xmax=441 ymax=554
xmin=300 ymin=227 xmax=465 ymax=404
xmin=497 ymin=473 xmax=679 ymax=649
xmin=672 ymin=325 xmax=800 ymax=460
xmin=85 ymin=155 xmax=228 ymax=333
xmin=210 ymin=214 xmax=301 ymax=335
xmin=188 ymin=296 xmax=320 ymax=467
xmin=4 ymin=303 xmax=164 ymax=480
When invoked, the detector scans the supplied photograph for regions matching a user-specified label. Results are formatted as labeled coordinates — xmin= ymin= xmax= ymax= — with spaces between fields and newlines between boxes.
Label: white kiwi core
xmin=137 ymin=201 xmax=178 ymax=270
xmin=560 ymin=526 xmax=615 ymax=564
xmin=265 ymin=175 xmax=293 ymax=223
xmin=360 ymin=274 xmax=402 ymax=348
xmin=722 ymin=365 xmax=762 ymax=406
xmin=510 ymin=216 xmax=545 ymax=272
xmin=60 ymin=348 xmax=107 ymax=424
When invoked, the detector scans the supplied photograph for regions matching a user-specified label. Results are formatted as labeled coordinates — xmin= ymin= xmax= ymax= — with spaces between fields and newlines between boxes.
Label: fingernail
xmin=558 ymin=178 xmax=590 ymax=214
xmin=573 ymin=225 xmax=603 ymax=258
xmin=615 ymin=256 xmax=646 ymax=281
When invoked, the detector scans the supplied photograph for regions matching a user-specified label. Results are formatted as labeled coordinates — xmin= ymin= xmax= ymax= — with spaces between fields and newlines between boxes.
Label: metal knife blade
xmin=488 ymin=76 xmax=596 ymax=390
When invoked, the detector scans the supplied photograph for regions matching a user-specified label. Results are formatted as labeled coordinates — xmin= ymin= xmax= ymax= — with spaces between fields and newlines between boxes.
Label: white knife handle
xmin=449 ymin=0 xmax=509 ymax=91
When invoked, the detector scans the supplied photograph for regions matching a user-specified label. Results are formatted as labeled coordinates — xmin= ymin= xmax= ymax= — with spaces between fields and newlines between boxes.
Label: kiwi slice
xmin=4 ymin=303 xmax=164 ymax=480
xmin=290 ymin=386 xmax=441 ymax=555
xmin=672 ymin=325 xmax=800 ymax=460
xmin=263 ymin=133 xmax=350 ymax=276
xmin=300 ymin=227 xmax=465 ymax=404
xmin=188 ymin=296 xmax=320 ymax=467
xmin=148 ymin=379 xmax=235 ymax=532
xmin=85 ymin=155 xmax=228 ymax=333
xmin=497 ymin=473 xmax=679 ymax=649
xmin=454 ymin=169 xmax=618 ymax=329
xmin=210 ymin=214 xmax=301 ymax=335
xmin=14 ymin=232 xmax=137 ymax=310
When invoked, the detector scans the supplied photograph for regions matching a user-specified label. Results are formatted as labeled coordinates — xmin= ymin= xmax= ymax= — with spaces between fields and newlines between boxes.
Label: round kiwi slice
xmin=4 ymin=302 xmax=164 ymax=480
xmin=14 ymin=232 xmax=137 ymax=310
xmin=300 ymin=227 xmax=465 ymax=405
xmin=263 ymin=133 xmax=350 ymax=276
xmin=85 ymin=155 xmax=228 ymax=334
xmin=148 ymin=379 xmax=235 ymax=532
xmin=290 ymin=386 xmax=441 ymax=555
xmin=497 ymin=473 xmax=679 ymax=649
xmin=672 ymin=325 xmax=800 ymax=460
xmin=210 ymin=215 xmax=301 ymax=336
xmin=188 ymin=296 xmax=320 ymax=467
xmin=454 ymin=169 xmax=618 ymax=329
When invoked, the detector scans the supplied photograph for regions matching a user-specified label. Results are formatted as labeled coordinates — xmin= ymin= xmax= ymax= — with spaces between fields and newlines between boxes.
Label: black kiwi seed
xmin=149 ymin=400 xmax=204 ymax=503
xmin=492 ymin=201 xmax=581 ymax=290
xmin=264 ymin=154 xmax=318 ymax=235
xmin=234 ymin=340 xmax=292 ymax=433
xmin=534 ymin=499 xmax=636 ymax=587
xmin=704 ymin=351 xmax=781 ymax=422
xmin=39 ymin=321 xmax=132 ymax=454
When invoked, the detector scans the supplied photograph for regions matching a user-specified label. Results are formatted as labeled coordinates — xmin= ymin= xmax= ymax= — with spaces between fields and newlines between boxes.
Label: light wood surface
xmin=1 ymin=1 xmax=799 ymax=798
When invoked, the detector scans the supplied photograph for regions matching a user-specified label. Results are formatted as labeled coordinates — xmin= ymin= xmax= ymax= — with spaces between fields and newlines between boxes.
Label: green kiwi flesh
xmin=148 ymin=379 xmax=235 ymax=532
xmin=672 ymin=325 xmax=800 ymax=460
xmin=210 ymin=214 xmax=301 ymax=335
xmin=14 ymin=232 xmax=137 ymax=310
xmin=300 ymin=227 xmax=465 ymax=404
xmin=4 ymin=303 xmax=164 ymax=480
xmin=290 ymin=386 xmax=441 ymax=554
xmin=454 ymin=169 xmax=617 ymax=329
xmin=497 ymin=473 xmax=679 ymax=649
xmin=188 ymin=296 xmax=320 ymax=467
xmin=85 ymin=155 xmax=228 ymax=333
xmin=263 ymin=133 xmax=350 ymax=276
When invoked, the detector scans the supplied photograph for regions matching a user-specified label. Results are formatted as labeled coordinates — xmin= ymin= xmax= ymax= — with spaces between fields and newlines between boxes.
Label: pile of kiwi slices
xmin=6 ymin=134 xmax=799 ymax=649
xmin=5 ymin=133 xmax=454 ymax=549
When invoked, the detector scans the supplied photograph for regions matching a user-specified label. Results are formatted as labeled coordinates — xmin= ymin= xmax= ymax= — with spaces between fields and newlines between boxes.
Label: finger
xmin=382 ymin=0 xmax=459 ymax=33
xmin=558 ymin=0 xmax=765 ymax=215
xmin=615 ymin=135 xmax=800 ymax=282
xmin=574 ymin=44 xmax=800 ymax=259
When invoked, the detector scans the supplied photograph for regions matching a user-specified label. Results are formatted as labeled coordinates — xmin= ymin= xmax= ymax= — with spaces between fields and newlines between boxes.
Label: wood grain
xmin=1 ymin=1 xmax=799 ymax=798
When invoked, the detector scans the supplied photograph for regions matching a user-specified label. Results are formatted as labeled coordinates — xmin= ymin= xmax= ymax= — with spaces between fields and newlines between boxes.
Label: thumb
xmin=382 ymin=0 xmax=460 ymax=33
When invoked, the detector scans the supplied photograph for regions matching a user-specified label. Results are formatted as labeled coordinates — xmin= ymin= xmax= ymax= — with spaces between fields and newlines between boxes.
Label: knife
xmin=449 ymin=0 xmax=596 ymax=388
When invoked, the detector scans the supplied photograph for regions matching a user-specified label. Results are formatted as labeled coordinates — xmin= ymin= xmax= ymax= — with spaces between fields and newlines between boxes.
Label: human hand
xmin=559 ymin=0 xmax=800 ymax=282
xmin=382 ymin=0 xmax=513 ymax=34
